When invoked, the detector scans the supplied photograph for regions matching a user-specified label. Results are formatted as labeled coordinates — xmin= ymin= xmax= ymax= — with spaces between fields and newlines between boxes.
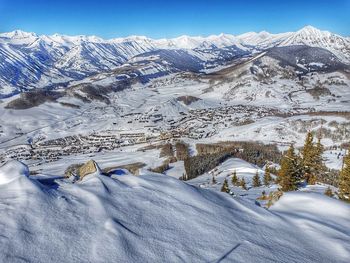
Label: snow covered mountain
xmin=236 ymin=30 xmax=293 ymax=49
xmin=1 ymin=25 xmax=350 ymax=263
xmin=0 ymin=26 xmax=349 ymax=98
xmin=236 ymin=26 xmax=350 ymax=63
xmin=279 ymin=26 xmax=350 ymax=63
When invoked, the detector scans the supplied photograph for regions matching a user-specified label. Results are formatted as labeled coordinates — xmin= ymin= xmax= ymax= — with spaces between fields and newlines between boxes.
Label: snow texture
xmin=0 ymin=160 xmax=349 ymax=262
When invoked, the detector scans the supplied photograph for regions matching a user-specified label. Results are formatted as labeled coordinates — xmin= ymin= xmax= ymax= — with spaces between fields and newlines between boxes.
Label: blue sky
xmin=0 ymin=0 xmax=349 ymax=38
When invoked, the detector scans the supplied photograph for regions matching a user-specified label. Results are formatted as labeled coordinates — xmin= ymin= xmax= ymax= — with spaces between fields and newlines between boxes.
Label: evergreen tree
xmin=300 ymin=132 xmax=327 ymax=185
xmin=211 ymin=176 xmax=217 ymax=185
xmin=314 ymin=136 xmax=327 ymax=182
xmin=240 ymin=177 xmax=247 ymax=190
xmin=264 ymin=164 xmax=272 ymax=186
xmin=231 ymin=170 xmax=238 ymax=186
xmin=221 ymin=178 xmax=230 ymax=193
xmin=324 ymin=186 xmax=334 ymax=197
xmin=302 ymin=131 xmax=317 ymax=184
xmin=253 ymin=171 xmax=261 ymax=187
xmin=339 ymin=147 xmax=350 ymax=202
xmin=279 ymin=144 xmax=302 ymax=191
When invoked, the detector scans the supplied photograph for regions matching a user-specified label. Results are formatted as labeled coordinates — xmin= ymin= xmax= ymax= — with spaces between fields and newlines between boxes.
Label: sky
xmin=0 ymin=0 xmax=349 ymax=38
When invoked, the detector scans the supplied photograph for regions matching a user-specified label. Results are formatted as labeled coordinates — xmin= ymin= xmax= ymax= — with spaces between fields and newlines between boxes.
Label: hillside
xmin=1 ymin=0 xmax=350 ymax=260
xmin=0 ymin=26 xmax=349 ymax=97
xmin=0 ymin=160 xmax=349 ymax=262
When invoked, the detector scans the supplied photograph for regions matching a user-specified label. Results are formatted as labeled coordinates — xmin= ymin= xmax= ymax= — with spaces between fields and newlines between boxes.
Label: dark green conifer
xmin=221 ymin=178 xmax=230 ymax=193
xmin=253 ymin=170 xmax=261 ymax=187
xmin=339 ymin=147 xmax=350 ymax=202
xmin=231 ymin=170 xmax=239 ymax=186
xmin=240 ymin=177 xmax=247 ymax=190
xmin=302 ymin=132 xmax=317 ymax=184
xmin=264 ymin=164 xmax=272 ymax=186
xmin=279 ymin=144 xmax=302 ymax=191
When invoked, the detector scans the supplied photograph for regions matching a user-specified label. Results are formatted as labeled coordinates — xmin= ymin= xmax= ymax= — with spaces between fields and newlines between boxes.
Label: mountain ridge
xmin=1 ymin=25 xmax=348 ymax=44
xmin=0 ymin=25 xmax=349 ymax=98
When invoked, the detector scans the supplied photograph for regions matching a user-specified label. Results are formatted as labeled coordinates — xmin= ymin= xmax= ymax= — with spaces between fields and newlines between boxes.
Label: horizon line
xmin=1 ymin=25 xmax=349 ymax=40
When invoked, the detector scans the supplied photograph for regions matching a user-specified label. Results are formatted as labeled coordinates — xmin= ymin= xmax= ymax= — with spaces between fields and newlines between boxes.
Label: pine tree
xmin=253 ymin=170 xmax=261 ymax=187
xmin=264 ymin=164 xmax=272 ymax=186
xmin=324 ymin=186 xmax=334 ymax=197
xmin=221 ymin=178 xmax=230 ymax=193
xmin=240 ymin=177 xmax=247 ymax=190
xmin=231 ymin=170 xmax=238 ymax=186
xmin=279 ymin=144 xmax=302 ymax=191
xmin=339 ymin=147 xmax=350 ymax=202
xmin=301 ymin=132 xmax=326 ymax=185
xmin=313 ymin=136 xmax=326 ymax=182
xmin=302 ymin=131 xmax=317 ymax=184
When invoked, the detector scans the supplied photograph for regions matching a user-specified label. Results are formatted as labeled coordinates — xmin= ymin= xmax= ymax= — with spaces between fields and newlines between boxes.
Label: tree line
xmin=183 ymin=141 xmax=281 ymax=181
xmin=278 ymin=131 xmax=350 ymax=202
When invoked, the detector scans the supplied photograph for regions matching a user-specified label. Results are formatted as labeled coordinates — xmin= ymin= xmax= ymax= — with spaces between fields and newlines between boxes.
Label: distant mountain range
xmin=0 ymin=25 xmax=349 ymax=98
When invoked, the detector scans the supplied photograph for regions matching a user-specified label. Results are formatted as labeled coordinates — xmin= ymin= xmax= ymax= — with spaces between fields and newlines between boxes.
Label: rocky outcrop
xmin=78 ymin=160 xmax=101 ymax=180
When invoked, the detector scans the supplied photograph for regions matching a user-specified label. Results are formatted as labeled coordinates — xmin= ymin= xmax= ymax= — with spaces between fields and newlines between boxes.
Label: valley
xmin=0 ymin=24 xmax=350 ymax=262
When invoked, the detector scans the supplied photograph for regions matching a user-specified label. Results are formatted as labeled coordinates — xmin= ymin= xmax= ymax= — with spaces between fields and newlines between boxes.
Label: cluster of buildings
xmin=141 ymin=105 xmax=291 ymax=140
xmin=0 ymin=131 xmax=150 ymax=165
xmin=0 ymin=104 xmax=311 ymax=165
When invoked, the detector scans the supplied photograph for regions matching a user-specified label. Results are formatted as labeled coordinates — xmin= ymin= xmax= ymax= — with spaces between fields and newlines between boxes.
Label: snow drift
xmin=0 ymin=160 xmax=29 ymax=185
xmin=0 ymin=161 xmax=349 ymax=262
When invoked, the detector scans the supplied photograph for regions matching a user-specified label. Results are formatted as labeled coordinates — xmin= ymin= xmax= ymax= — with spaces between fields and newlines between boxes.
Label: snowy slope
xmin=237 ymin=26 xmax=350 ymax=63
xmin=0 ymin=160 xmax=349 ymax=262
xmin=188 ymin=158 xmax=276 ymax=202
xmin=280 ymin=26 xmax=350 ymax=63
xmin=270 ymin=192 xmax=350 ymax=260
xmin=237 ymin=31 xmax=292 ymax=49
xmin=0 ymin=26 xmax=349 ymax=97
xmin=0 ymin=32 xmax=158 ymax=97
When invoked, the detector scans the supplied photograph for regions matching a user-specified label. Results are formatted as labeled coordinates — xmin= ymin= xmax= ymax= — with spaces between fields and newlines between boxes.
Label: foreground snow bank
xmin=271 ymin=192 xmax=350 ymax=261
xmin=0 ymin=162 xmax=349 ymax=262
xmin=0 ymin=160 xmax=29 ymax=184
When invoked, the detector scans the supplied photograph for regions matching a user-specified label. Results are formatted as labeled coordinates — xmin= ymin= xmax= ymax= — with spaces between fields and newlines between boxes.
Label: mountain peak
xmin=258 ymin=30 xmax=270 ymax=35
xmin=296 ymin=25 xmax=330 ymax=36
xmin=301 ymin=25 xmax=319 ymax=31
xmin=0 ymin=29 xmax=37 ymax=39
xmin=111 ymin=35 xmax=150 ymax=43
xmin=217 ymin=33 xmax=233 ymax=38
